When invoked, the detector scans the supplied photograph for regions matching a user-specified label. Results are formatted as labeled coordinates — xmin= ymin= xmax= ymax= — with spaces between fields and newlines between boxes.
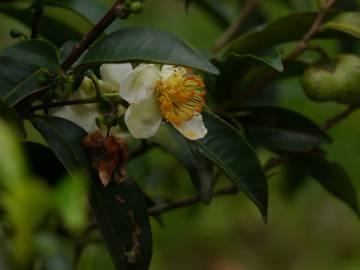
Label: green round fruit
xmin=301 ymin=54 xmax=360 ymax=104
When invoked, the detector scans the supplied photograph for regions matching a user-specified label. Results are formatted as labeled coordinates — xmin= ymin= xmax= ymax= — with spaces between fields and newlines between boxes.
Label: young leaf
xmin=0 ymin=6 xmax=83 ymax=46
xmin=221 ymin=11 xmax=359 ymax=56
xmin=0 ymin=57 xmax=44 ymax=106
xmin=2 ymin=40 xmax=60 ymax=72
xmin=31 ymin=116 xmax=153 ymax=270
xmin=235 ymin=107 xmax=332 ymax=152
xmin=79 ymin=27 xmax=220 ymax=75
xmin=151 ymin=124 xmax=214 ymax=204
xmin=191 ymin=112 xmax=268 ymax=219
xmin=322 ymin=12 xmax=360 ymax=39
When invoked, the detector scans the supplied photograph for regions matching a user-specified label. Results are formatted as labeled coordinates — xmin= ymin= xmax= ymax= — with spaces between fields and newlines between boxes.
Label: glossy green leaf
xmin=0 ymin=57 xmax=44 ymax=106
xmin=221 ymin=11 xmax=359 ymax=56
xmin=152 ymin=124 xmax=214 ymax=204
xmin=222 ymin=12 xmax=318 ymax=55
xmin=222 ymin=52 xmax=284 ymax=72
xmin=0 ymin=6 xmax=83 ymax=46
xmin=31 ymin=116 xmax=153 ymax=270
xmin=79 ymin=27 xmax=220 ymax=75
xmin=288 ymin=153 xmax=359 ymax=217
xmin=235 ymin=107 xmax=332 ymax=152
xmin=191 ymin=112 xmax=268 ymax=219
xmin=322 ymin=12 xmax=360 ymax=39
xmin=45 ymin=0 xmax=122 ymax=33
xmin=2 ymin=40 xmax=60 ymax=72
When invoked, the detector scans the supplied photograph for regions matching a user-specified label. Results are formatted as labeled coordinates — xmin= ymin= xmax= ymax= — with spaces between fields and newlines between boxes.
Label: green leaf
xmin=322 ymin=12 xmax=360 ymax=39
xmin=235 ymin=107 xmax=332 ymax=152
xmin=2 ymin=40 xmax=60 ymax=72
xmin=289 ymin=153 xmax=359 ymax=217
xmin=152 ymin=124 xmax=214 ymax=204
xmin=79 ymin=27 xmax=220 ymax=75
xmin=0 ymin=57 xmax=44 ymax=106
xmin=0 ymin=5 xmax=83 ymax=46
xmin=221 ymin=11 xmax=359 ymax=56
xmin=31 ymin=116 xmax=153 ymax=270
xmin=45 ymin=0 xmax=122 ymax=33
xmin=222 ymin=53 xmax=284 ymax=72
xmin=0 ymin=98 xmax=26 ymax=138
xmin=191 ymin=112 xmax=268 ymax=219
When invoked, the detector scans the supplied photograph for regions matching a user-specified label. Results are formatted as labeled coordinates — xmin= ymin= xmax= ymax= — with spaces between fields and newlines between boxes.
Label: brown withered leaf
xmin=82 ymin=131 xmax=129 ymax=186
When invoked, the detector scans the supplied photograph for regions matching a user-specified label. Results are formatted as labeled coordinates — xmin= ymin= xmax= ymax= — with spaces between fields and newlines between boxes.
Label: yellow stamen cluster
xmin=155 ymin=68 xmax=205 ymax=126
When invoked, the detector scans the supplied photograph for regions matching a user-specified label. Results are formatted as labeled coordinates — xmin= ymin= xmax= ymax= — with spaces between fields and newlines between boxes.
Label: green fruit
xmin=301 ymin=54 xmax=360 ymax=104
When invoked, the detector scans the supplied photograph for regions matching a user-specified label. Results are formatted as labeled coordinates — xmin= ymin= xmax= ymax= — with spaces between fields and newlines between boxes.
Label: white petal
xmin=160 ymin=65 xmax=176 ymax=80
xmin=125 ymin=96 xmax=162 ymax=139
xmin=173 ymin=113 xmax=207 ymax=140
xmin=121 ymin=64 xmax=159 ymax=103
xmin=49 ymin=104 xmax=99 ymax=133
xmin=100 ymin=63 xmax=133 ymax=87
xmin=160 ymin=65 xmax=188 ymax=81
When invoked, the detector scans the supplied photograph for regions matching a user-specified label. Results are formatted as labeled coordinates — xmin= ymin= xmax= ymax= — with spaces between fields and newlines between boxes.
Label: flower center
xmin=155 ymin=68 xmax=205 ymax=126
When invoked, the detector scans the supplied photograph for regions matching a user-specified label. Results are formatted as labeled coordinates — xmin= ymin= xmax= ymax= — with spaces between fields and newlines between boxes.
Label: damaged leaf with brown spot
xmin=82 ymin=131 xmax=129 ymax=187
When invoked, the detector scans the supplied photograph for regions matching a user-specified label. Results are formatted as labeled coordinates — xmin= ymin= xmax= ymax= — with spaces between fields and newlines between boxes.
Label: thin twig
xmin=211 ymin=0 xmax=259 ymax=53
xmin=322 ymin=104 xmax=360 ymax=130
xmin=61 ymin=0 xmax=125 ymax=71
xmin=29 ymin=97 xmax=99 ymax=112
xmin=148 ymin=184 xmax=238 ymax=215
xmin=148 ymin=154 xmax=285 ymax=216
xmin=217 ymin=0 xmax=337 ymax=111
xmin=31 ymin=6 xmax=44 ymax=39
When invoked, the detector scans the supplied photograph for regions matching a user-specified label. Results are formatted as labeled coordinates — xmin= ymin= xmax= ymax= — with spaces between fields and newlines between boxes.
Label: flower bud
xmin=130 ymin=1 xmax=144 ymax=14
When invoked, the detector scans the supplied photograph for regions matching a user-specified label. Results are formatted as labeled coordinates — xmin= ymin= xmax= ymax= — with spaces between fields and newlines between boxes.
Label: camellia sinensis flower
xmin=101 ymin=63 xmax=208 ymax=140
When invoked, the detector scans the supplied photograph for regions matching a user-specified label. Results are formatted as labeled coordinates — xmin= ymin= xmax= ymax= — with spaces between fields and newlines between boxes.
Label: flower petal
xmin=49 ymin=104 xmax=99 ymax=133
xmin=100 ymin=63 xmax=133 ymax=87
xmin=160 ymin=65 xmax=176 ymax=81
xmin=173 ymin=113 xmax=207 ymax=140
xmin=121 ymin=64 xmax=159 ymax=103
xmin=125 ymin=96 xmax=162 ymax=139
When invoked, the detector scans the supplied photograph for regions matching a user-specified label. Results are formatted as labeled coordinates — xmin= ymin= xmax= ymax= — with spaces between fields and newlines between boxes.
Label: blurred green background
xmin=1 ymin=0 xmax=360 ymax=269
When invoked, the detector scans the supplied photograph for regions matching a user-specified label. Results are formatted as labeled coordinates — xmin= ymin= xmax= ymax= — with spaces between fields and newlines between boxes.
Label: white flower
xmin=48 ymin=72 xmax=125 ymax=133
xmin=101 ymin=63 xmax=208 ymax=140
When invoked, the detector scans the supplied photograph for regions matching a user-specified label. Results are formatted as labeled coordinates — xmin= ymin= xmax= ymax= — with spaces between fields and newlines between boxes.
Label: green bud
xmin=130 ymin=1 xmax=144 ymax=14
xmin=9 ymin=29 xmax=24 ymax=39
xmin=95 ymin=117 xmax=108 ymax=131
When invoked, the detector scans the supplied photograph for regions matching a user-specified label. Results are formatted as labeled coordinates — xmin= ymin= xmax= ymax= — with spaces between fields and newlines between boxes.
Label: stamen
xmin=155 ymin=67 xmax=205 ymax=126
